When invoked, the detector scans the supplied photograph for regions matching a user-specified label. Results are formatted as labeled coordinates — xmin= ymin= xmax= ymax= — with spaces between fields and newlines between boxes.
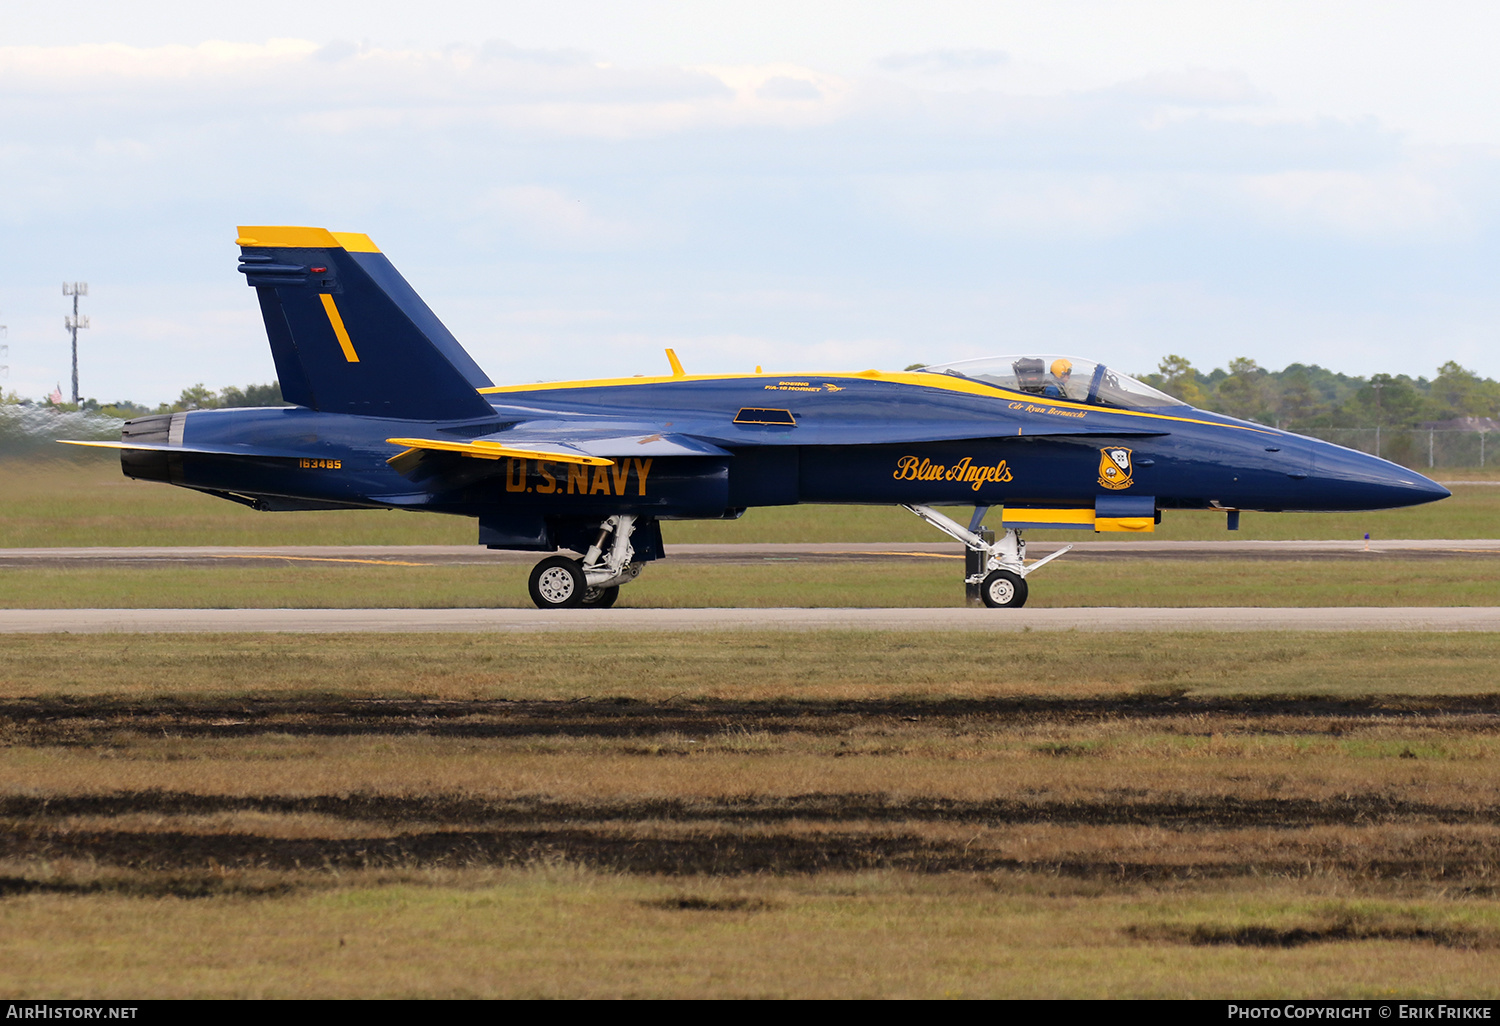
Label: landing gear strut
xmin=901 ymin=505 xmax=1072 ymax=609
xmin=527 ymin=514 xmax=646 ymax=609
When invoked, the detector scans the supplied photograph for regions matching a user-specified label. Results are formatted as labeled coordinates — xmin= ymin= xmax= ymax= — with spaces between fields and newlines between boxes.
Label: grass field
xmin=3 ymin=455 xmax=1497 ymax=548
xmin=3 ymin=631 xmax=1499 ymax=998
xmin=3 ymin=453 xmax=1496 ymax=997
xmin=0 ymin=555 xmax=1497 ymax=608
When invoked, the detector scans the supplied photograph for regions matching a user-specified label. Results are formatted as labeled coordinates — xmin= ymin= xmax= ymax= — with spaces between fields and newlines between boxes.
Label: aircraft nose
xmin=1411 ymin=475 xmax=1453 ymax=503
xmin=1313 ymin=443 xmax=1451 ymax=509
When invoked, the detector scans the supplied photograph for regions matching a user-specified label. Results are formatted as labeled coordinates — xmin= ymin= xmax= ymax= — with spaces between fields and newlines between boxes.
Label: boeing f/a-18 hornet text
xmin=67 ymin=227 xmax=1451 ymax=609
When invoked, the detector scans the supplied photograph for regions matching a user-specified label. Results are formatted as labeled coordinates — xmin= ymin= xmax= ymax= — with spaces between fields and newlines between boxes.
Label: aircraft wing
xmin=385 ymin=415 xmax=1166 ymax=476
xmin=480 ymin=396 xmax=1176 ymax=448
xmin=492 ymin=418 xmax=734 ymax=456
xmin=672 ymin=420 xmax=1172 ymax=445
xmin=385 ymin=437 xmax=615 ymax=467
xmin=385 ymin=425 xmax=731 ymax=478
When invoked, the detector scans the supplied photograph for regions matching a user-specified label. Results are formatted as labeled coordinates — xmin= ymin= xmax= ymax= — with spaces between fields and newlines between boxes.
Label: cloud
xmin=2 ymin=35 xmax=1498 ymax=399
xmin=0 ymin=38 xmax=320 ymax=83
xmin=1239 ymin=166 xmax=1466 ymax=237
xmin=313 ymin=39 xmax=360 ymax=64
xmin=0 ymin=38 xmax=733 ymax=116
xmin=875 ymin=49 xmax=1009 ymax=74
xmin=1111 ymin=68 xmax=1266 ymax=107
xmin=473 ymin=186 xmax=640 ymax=250
xmin=757 ymin=76 xmax=822 ymax=102
xmin=859 ymin=171 xmax=1163 ymax=240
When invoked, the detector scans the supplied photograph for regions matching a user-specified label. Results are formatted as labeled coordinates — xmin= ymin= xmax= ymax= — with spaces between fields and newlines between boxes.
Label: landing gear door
xmin=1095 ymin=494 xmax=1156 ymax=532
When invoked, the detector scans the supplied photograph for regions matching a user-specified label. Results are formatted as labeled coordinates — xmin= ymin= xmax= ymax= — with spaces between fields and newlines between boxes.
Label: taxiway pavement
xmin=2 ymin=606 xmax=1497 ymax=633
xmin=2 ymin=539 xmax=1499 ymax=569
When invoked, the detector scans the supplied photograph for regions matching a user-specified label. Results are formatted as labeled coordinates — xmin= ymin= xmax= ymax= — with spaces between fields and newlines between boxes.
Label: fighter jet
xmin=66 ymin=226 xmax=1451 ymax=609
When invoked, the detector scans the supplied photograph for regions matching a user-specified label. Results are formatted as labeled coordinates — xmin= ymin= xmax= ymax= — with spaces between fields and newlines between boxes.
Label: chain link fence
xmin=1298 ymin=428 xmax=1492 ymax=471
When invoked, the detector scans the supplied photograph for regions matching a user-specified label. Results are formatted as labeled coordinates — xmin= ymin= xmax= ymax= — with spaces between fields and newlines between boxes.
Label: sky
xmin=2 ymin=1 xmax=1499 ymax=405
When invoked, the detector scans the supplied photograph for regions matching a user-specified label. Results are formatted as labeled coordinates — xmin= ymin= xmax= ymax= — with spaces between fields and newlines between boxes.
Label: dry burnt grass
xmin=4 ymin=631 xmax=1500 ymax=995
xmin=5 ymin=688 xmax=1500 ymax=883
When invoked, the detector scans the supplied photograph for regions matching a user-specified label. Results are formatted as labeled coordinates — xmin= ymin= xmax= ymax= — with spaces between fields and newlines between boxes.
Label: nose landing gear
xmin=527 ymin=514 xmax=645 ymax=609
xmin=902 ymin=505 xmax=1071 ymax=608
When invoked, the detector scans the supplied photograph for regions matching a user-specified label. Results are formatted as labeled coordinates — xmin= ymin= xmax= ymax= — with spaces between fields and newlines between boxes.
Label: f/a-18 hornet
xmin=69 ymin=226 xmax=1450 ymax=609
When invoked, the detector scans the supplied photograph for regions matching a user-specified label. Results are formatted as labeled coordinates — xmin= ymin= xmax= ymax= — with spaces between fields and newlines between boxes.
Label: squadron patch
xmin=1098 ymin=447 xmax=1134 ymax=490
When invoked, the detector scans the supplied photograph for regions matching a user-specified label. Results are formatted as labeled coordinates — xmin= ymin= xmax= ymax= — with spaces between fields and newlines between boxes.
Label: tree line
xmin=2 ymin=382 xmax=286 ymax=419
xmin=8 ymin=359 xmax=1500 ymax=431
xmin=1139 ymin=358 xmax=1499 ymax=430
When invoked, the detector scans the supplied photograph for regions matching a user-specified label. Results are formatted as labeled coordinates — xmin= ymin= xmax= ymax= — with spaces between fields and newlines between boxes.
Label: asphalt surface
xmin=3 ymin=607 xmax=1497 ymax=633
xmin=3 ymin=539 xmax=1499 ymax=569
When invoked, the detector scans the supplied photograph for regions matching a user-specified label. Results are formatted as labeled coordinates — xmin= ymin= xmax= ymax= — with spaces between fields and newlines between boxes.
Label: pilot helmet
xmin=1013 ymin=357 xmax=1046 ymax=392
xmin=1051 ymin=358 xmax=1073 ymax=380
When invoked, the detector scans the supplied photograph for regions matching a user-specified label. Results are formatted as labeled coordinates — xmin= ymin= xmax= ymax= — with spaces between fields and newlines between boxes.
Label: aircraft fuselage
xmin=75 ymin=225 xmax=1449 ymax=609
xmin=124 ymin=370 xmax=1448 ymax=527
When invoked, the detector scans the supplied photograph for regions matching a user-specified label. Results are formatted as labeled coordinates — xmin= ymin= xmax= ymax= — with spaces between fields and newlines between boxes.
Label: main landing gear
xmin=527 ymin=514 xmax=646 ymax=610
xmin=902 ymin=505 xmax=1072 ymax=609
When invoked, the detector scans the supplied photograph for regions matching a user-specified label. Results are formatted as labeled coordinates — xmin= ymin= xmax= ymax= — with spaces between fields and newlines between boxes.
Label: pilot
xmin=1042 ymin=358 xmax=1073 ymax=398
xmin=1013 ymin=358 xmax=1047 ymax=394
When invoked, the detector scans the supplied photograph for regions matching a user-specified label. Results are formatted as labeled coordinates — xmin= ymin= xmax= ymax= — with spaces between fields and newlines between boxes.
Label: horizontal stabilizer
xmin=58 ymin=439 xmax=314 ymax=460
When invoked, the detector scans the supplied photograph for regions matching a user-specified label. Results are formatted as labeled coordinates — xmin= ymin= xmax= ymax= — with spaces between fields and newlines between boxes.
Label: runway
xmin=2 ymin=606 xmax=1497 ymax=633
xmin=2 ymin=538 xmax=1498 ymax=569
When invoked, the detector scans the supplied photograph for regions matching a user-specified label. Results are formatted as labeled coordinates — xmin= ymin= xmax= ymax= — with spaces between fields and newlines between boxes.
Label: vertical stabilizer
xmin=236 ymin=226 xmax=495 ymax=421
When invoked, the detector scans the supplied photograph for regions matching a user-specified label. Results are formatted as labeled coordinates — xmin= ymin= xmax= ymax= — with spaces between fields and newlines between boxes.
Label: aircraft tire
xmin=580 ymin=585 xmax=620 ymax=609
xmin=980 ymin=569 xmax=1028 ymax=609
xmin=528 ymin=556 xmax=586 ymax=609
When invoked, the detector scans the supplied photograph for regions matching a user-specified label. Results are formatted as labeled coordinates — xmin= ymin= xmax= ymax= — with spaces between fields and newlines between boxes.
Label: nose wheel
xmin=902 ymin=505 xmax=1070 ymax=609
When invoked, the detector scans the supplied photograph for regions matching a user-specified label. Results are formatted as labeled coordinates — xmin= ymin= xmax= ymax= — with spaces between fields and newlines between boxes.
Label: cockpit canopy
xmin=918 ymin=355 xmax=1185 ymax=410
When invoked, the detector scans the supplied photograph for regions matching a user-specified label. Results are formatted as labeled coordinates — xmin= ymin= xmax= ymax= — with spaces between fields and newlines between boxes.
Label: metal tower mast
xmin=63 ymin=282 xmax=88 ymax=405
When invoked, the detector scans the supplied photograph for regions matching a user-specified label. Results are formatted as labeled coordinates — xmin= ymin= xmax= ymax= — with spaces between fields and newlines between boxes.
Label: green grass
xmin=4 ymin=631 xmax=1500 ymax=997
xmin=3 ymin=455 xmax=1496 ymax=547
xmin=0 ymin=555 xmax=1493 ymax=608
xmin=3 ymin=873 xmax=1496 ymax=998
xmin=0 ymin=455 xmax=473 ymax=548
xmin=3 ymin=630 xmax=1500 ymax=700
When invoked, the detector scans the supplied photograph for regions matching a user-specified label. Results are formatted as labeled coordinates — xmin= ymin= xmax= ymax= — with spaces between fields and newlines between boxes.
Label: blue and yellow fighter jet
xmin=67 ymin=226 xmax=1451 ymax=609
